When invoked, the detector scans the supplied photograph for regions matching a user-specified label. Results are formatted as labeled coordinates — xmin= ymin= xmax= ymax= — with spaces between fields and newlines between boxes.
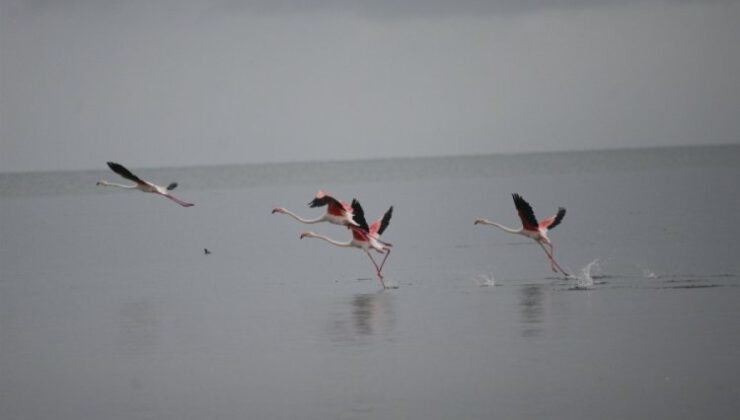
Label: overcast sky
xmin=1 ymin=0 xmax=739 ymax=172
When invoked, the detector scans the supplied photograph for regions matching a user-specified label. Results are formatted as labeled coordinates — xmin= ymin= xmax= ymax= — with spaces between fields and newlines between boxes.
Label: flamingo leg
xmin=537 ymin=241 xmax=569 ymax=277
xmin=377 ymin=248 xmax=391 ymax=275
xmin=546 ymin=242 xmax=569 ymax=276
xmin=536 ymin=241 xmax=558 ymax=272
xmin=544 ymin=242 xmax=557 ymax=272
xmin=548 ymin=246 xmax=559 ymax=273
xmin=161 ymin=193 xmax=194 ymax=207
xmin=365 ymin=250 xmax=386 ymax=289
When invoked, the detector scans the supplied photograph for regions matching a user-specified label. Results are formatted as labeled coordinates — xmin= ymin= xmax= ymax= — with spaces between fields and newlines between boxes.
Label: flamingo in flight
xmin=300 ymin=199 xmax=393 ymax=289
xmin=96 ymin=162 xmax=194 ymax=207
xmin=475 ymin=193 xmax=568 ymax=276
xmin=272 ymin=190 xmax=358 ymax=227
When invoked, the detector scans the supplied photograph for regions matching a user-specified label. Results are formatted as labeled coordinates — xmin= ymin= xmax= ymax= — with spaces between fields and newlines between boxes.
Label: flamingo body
xmin=96 ymin=162 xmax=194 ymax=207
xmin=272 ymin=190 xmax=358 ymax=226
xmin=475 ymin=193 xmax=568 ymax=276
xmin=300 ymin=199 xmax=393 ymax=289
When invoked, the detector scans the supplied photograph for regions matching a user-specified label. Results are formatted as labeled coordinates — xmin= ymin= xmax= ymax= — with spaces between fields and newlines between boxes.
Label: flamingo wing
xmin=370 ymin=206 xmax=393 ymax=236
xmin=350 ymin=226 xmax=370 ymax=242
xmin=107 ymin=162 xmax=144 ymax=184
xmin=512 ymin=193 xmax=539 ymax=231
xmin=340 ymin=200 xmax=353 ymax=213
xmin=308 ymin=192 xmax=346 ymax=215
xmin=540 ymin=207 xmax=566 ymax=230
xmin=350 ymin=199 xmax=370 ymax=232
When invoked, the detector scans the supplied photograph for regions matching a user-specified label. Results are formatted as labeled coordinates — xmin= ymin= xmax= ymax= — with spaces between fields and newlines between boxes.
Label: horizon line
xmin=1 ymin=142 xmax=737 ymax=176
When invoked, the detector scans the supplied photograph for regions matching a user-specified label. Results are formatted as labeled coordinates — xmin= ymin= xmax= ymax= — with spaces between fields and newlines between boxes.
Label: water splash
xmin=642 ymin=269 xmax=658 ymax=279
xmin=572 ymin=259 xmax=600 ymax=290
xmin=382 ymin=277 xmax=400 ymax=289
xmin=475 ymin=273 xmax=497 ymax=287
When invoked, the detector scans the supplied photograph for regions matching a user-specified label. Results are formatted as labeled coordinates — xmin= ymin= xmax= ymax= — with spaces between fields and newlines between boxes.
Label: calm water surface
xmin=2 ymin=146 xmax=739 ymax=419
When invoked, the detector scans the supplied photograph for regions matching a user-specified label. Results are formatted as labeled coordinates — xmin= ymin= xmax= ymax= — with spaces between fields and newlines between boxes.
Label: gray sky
xmin=1 ymin=0 xmax=739 ymax=172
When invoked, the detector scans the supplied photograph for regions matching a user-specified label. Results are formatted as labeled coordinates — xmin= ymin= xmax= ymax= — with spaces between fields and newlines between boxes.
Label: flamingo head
xmin=300 ymin=231 xmax=316 ymax=240
xmin=96 ymin=180 xmax=108 ymax=186
xmin=474 ymin=219 xmax=488 ymax=225
xmin=272 ymin=207 xmax=285 ymax=214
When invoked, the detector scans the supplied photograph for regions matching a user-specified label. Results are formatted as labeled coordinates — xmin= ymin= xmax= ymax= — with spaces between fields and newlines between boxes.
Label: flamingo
xmin=300 ymin=199 xmax=393 ymax=288
xmin=96 ymin=162 xmax=194 ymax=207
xmin=272 ymin=190 xmax=358 ymax=226
xmin=474 ymin=193 xmax=568 ymax=276
xmin=352 ymin=199 xmax=394 ymax=276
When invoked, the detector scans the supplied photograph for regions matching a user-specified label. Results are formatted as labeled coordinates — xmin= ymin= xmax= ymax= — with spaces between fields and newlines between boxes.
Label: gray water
xmin=2 ymin=145 xmax=739 ymax=419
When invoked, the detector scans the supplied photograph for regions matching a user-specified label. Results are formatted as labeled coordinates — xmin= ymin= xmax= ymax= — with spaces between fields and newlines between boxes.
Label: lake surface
xmin=2 ymin=145 xmax=739 ymax=419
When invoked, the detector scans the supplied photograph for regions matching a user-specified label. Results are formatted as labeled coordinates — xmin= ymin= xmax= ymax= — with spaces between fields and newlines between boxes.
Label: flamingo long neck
xmin=98 ymin=181 xmax=137 ymax=189
xmin=309 ymin=233 xmax=353 ymax=248
xmin=482 ymin=220 xmax=521 ymax=235
xmin=282 ymin=209 xmax=325 ymax=224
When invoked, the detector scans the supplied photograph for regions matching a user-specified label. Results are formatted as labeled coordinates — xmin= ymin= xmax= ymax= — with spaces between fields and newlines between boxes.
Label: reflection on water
xmin=3 ymin=147 xmax=740 ymax=420
xmin=328 ymin=292 xmax=396 ymax=345
xmin=519 ymin=285 xmax=545 ymax=337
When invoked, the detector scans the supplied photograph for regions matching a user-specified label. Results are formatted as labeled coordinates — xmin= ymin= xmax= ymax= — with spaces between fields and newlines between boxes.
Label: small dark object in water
xmin=204 ymin=248 xmax=211 ymax=255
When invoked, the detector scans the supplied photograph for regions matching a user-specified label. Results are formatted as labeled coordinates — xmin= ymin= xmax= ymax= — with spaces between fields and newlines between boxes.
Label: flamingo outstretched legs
xmin=364 ymin=251 xmax=387 ymax=288
xmin=545 ymin=243 xmax=568 ymax=276
xmin=377 ymin=249 xmax=391 ymax=274
xmin=537 ymin=241 xmax=568 ymax=276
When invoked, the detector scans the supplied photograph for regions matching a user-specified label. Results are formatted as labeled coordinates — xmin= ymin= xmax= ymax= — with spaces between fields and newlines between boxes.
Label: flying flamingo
xmin=96 ymin=162 xmax=194 ymax=207
xmin=300 ymin=199 xmax=393 ymax=288
xmin=474 ymin=193 xmax=568 ymax=276
xmin=272 ymin=190 xmax=358 ymax=226
xmin=353 ymin=199 xmax=394 ymax=276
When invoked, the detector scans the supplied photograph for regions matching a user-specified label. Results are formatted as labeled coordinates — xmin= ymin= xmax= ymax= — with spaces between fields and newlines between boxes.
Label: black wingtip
xmin=512 ymin=193 xmax=524 ymax=209
xmin=377 ymin=205 xmax=393 ymax=235
xmin=548 ymin=207 xmax=567 ymax=230
xmin=167 ymin=182 xmax=178 ymax=191
xmin=512 ymin=192 xmax=539 ymax=227
xmin=350 ymin=199 xmax=370 ymax=232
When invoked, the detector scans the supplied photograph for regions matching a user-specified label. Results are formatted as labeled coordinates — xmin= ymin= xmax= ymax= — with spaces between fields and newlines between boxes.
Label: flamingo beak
xmin=300 ymin=233 xmax=307 ymax=239
xmin=474 ymin=220 xmax=480 ymax=225
xmin=271 ymin=208 xmax=280 ymax=214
